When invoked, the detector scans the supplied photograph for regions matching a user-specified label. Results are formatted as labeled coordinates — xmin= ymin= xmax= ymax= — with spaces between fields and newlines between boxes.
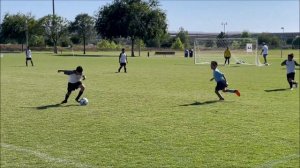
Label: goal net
xmin=194 ymin=38 xmax=262 ymax=66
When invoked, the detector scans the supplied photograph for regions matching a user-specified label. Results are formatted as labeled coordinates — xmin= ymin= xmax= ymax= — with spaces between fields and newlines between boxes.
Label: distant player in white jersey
xmin=281 ymin=53 xmax=300 ymax=90
xmin=117 ymin=48 xmax=128 ymax=73
xmin=58 ymin=66 xmax=86 ymax=104
xmin=260 ymin=42 xmax=268 ymax=64
xmin=25 ymin=46 xmax=34 ymax=66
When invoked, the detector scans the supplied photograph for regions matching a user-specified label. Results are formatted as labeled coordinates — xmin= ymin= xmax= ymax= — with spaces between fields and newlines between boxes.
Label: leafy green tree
xmin=176 ymin=27 xmax=190 ymax=48
xmin=216 ymin=32 xmax=226 ymax=47
xmin=146 ymin=38 xmax=160 ymax=48
xmin=97 ymin=39 xmax=122 ymax=50
xmin=70 ymin=35 xmax=81 ymax=44
xmin=39 ymin=14 xmax=69 ymax=54
xmin=217 ymin=32 xmax=226 ymax=39
xmin=160 ymin=33 xmax=172 ymax=48
xmin=95 ymin=0 xmax=167 ymax=56
xmin=171 ymin=37 xmax=184 ymax=50
xmin=29 ymin=35 xmax=45 ymax=47
xmin=292 ymin=36 xmax=300 ymax=49
xmin=205 ymin=40 xmax=214 ymax=48
xmin=286 ymin=38 xmax=293 ymax=45
xmin=258 ymin=33 xmax=280 ymax=48
xmin=0 ymin=13 xmax=38 ymax=51
xmin=69 ymin=14 xmax=95 ymax=54
xmin=241 ymin=31 xmax=250 ymax=38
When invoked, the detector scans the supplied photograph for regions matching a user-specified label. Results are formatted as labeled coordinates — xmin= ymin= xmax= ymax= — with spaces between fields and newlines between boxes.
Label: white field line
xmin=256 ymin=153 xmax=300 ymax=168
xmin=1 ymin=143 xmax=96 ymax=168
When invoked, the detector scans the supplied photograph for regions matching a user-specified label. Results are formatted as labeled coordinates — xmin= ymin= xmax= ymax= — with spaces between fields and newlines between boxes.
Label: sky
xmin=1 ymin=0 xmax=299 ymax=33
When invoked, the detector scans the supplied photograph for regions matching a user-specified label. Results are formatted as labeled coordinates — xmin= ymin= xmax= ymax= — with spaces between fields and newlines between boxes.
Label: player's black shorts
xmin=26 ymin=58 xmax=32 ymax=61
xmin=215 ymin=81 xmax=228 ymax=91
xmin=67 ymin=82 xmax=82 ymax=92
xmin=287 ymin=72 xmax=295 ymax=81
xmin=120 ymin=63 xmax=126 ymax=66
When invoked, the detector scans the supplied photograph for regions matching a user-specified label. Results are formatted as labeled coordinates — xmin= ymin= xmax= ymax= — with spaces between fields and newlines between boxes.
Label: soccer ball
xmin=79 ymin=97 xmax=88 ymax=106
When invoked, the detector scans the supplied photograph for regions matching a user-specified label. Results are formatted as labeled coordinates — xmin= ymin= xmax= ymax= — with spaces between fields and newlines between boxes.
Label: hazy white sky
xmin=1 ymin=0 xmax=299 ymax=33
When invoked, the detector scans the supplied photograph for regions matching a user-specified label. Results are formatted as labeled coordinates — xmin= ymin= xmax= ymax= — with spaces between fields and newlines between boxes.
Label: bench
xmin=154 ymin=51 xmax=175 ymax=56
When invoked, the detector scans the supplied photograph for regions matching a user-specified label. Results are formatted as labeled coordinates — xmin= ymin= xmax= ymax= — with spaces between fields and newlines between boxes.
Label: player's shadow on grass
xmin=264 ymin=88 xmax=289 ymax=92
xmin=180 ymin=100 xmax=220 ymax=106
xmin=35 ymin=103 xmax=78 ymax=110
xmin=56 ymin=54 xmax=118 ymax=58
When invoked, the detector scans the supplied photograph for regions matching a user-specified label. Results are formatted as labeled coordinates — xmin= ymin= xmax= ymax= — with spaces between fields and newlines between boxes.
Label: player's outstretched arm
xmin=58 ymin=70 xmax=65 ymax=73
xmin=82 ymin=75 xmax=86 ymax=80
xmin=281 ymin=60 xmax=287 ymax=66
xmin=58 ymin=70 xmax=73 ymax=75
xmin=294 ymin=61 xmax=300 ymax=66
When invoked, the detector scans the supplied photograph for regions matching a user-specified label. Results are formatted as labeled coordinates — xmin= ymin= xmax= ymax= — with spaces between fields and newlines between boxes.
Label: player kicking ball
xmin=281 ymin=53 xmax=300 ymax=90
xmin=58 ymin=66 xmax=86 ymax=104
xmin=210 ymin=61 xmax=240 ymax=100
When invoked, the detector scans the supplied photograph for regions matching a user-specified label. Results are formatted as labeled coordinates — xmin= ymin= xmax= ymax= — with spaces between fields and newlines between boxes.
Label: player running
xmin=210 ymin=61 xmax=240 ymax=100
xmin=281 ymin=53 xmax=300 ymax=90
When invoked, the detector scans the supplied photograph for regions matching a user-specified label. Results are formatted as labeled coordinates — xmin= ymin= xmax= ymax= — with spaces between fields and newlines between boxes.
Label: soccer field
xmin=1 ymin=50 xmax=299 ymax=167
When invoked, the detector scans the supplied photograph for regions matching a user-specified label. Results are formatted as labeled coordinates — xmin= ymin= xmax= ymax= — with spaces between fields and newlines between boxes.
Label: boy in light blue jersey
xmin=210 ymin=61 xmax=240 ymax=100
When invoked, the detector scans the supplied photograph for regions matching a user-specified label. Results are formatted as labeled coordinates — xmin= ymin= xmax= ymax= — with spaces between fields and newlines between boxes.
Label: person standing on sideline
xmin=224 ymin=47 xmax=231 ymax=65
xmin=260 ymin=42 xmax=269 ymax=64
xmin=117 ymin=48 xmax=128 ymax=73
xmin=25 ymin=46 xmax=34 ymax=66
xmin=210 ymin=61 xmax=240 ymax=100
xmin=58 ymin=66 xmax=86 ymax=104
xmin=281 ymin=53 xmax=300 ymax=90
xmin=189 ymin=48 xmax=194 ymax=57
xmin=184 ymin=49 xmax=189 ymax=58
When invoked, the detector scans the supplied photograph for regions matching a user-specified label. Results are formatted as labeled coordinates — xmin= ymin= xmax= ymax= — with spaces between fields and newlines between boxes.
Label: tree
xmin=95 ymin=0 xmax=167 ymax=56
xmin=292 ymin=36 xmax=300 ymax=49
xmin=97 ymin=39 xmax=122 ymax=50
xmin=176 ymin=27 xmax=190 ymax=48
xmin=69 ymin=14 xmax=95 ymax=54
xmin=241 ymin=31 xmax=250 ymax=38
xmin=0 ymin=13 xmax=37 ymax=51
xmin=216 ymin=32 xmax=226 ymax=48
xmin=258 ymin=33 xmax=280 ymax=48
xmin=39 ymin=14 xmax=69 ymax=54
xmin=171 ymin=37 xmax=184 ymax=50
xmin=217 ymin=31 xmax=226 ymax=39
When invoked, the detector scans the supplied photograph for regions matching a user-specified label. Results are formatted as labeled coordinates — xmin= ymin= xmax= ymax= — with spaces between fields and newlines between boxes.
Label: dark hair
xmin=211 ymin=61 xmax=218 ymax=66
xmin=288 ymin=53 xmax=294 ymax=58
xmin=76 ymin=66 xmax=83 ymax=73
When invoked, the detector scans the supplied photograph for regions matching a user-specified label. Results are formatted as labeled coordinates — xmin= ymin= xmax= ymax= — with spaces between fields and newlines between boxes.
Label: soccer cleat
xmin=219 ymin=98 xmax=225 ymax=101
xmin=75 ymin=99 xmax=80 ymax=103
xmin=293 ymin=83 xmax=298 ymax=88
xmin=235 ymin=90 xmax=241 ymax=97
xmin=61 ymin=100 xmax=67 ymax=104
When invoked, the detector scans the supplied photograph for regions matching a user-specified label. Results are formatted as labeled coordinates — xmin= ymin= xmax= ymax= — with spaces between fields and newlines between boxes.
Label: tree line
xmin=1 ymin=0 xmax=299 ymax=55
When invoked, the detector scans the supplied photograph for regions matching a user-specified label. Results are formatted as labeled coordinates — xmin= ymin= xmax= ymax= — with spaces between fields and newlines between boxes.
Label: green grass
xmin=1 ymin=50 xmax=299 ymax=167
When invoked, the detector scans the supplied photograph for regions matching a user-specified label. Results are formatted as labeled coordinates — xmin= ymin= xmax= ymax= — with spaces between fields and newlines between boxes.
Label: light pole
xmin=281 ymin=27 xmax=284 ymax=58
xmin=25 ymin=19 xmax=29 ymax=48
xmin=221 ymin=22 xmax=227 ymax=35
xmin=52 ymin=0 xmax=58 ymax=53
xmin=52 ymin=0 xmax=55 ymax=16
